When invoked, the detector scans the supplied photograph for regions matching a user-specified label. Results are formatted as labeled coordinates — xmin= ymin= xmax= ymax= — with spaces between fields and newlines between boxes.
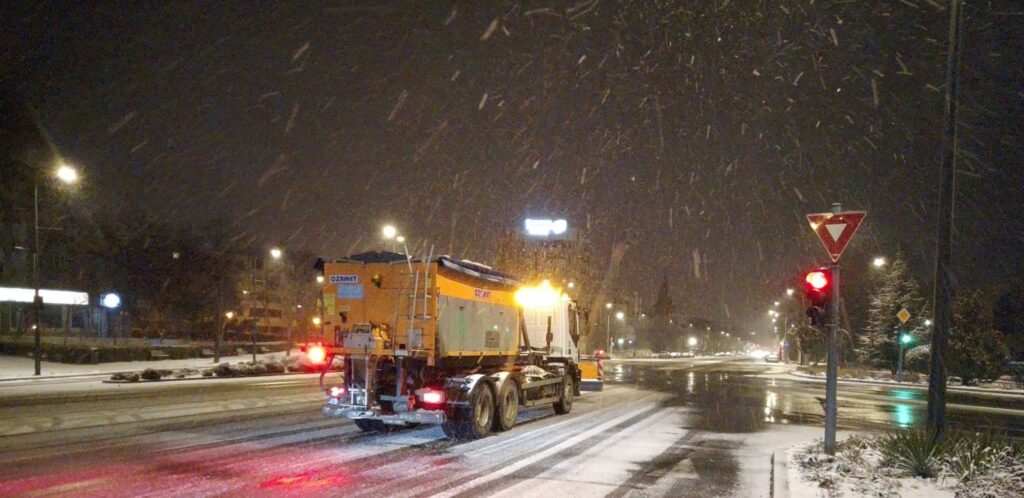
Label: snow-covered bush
xmin=876 ymin=428 xmax=949 ymax=478
xmin=140 ymin=368 xmax=163 ymax=381
xmin=213 ymin=363 xmax=237 ymax=377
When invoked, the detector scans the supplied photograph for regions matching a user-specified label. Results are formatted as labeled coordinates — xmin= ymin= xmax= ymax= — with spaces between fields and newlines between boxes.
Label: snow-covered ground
xmin=0 ymin=350 xmax=298 ymax=380
xmin=782 ymin=370 xmax=1024 ymax=399
xmin=786 ymin=436 xmax=956 ymax=498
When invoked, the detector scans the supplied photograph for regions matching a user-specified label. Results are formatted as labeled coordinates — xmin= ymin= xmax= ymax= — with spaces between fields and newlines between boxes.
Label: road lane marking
xmin=432 ymin=400 xmax=664 ymax=498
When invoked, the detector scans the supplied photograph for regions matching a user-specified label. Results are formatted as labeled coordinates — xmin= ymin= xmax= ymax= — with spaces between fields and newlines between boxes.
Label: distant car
xmin=714 ymin=352 xmax=728 ymax=357
xmin=680 ymin=351 xmax=695 ymax=358
xmin=653 ymin=351 xmax=671 ymax=359
xmin=764 ymin=354 xmax=780 ymax=363
xmin=669 ymin=351 xmax=682 ymax=358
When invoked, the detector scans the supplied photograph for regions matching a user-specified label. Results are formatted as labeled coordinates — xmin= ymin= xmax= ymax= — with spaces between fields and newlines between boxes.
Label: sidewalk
xmin=783 ymin=368 xmax=1024 ymax=399
xmin=0 ymin=350 xmax=298 ymax=382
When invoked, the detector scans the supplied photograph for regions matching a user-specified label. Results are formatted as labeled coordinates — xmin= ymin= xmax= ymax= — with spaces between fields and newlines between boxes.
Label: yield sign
xmin=806 ymin=211 xmax=867 ymax=262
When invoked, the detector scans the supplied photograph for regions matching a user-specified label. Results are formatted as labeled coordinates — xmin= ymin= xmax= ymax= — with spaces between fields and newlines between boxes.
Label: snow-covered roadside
xmin=781 ymin=370 xmax=1024 ymax=399
xmin=0 ymin=350 xmax=298 ymax=380
xmin=786 ymin=436 xmax=956 ymax=498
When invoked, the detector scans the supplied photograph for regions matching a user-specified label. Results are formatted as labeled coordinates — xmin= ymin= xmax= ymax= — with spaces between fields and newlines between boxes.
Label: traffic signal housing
xmin=803 ymin=268 xmax=832 ymax=327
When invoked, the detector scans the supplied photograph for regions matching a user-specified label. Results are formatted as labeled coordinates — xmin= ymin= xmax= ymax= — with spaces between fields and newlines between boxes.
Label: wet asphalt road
xmin=2 ymin=357 xmax=1023 ymax=497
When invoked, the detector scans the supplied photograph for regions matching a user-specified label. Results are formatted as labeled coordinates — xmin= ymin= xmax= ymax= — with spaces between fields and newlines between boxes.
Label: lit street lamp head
xmin=872 ymin=256 xmax=887 ymax=268
xmin=615 ymin=311 xmax=625 ymax=320
xmin=101 ymin=293 xmax=121 ymax=309
xmin=269 ymin=247 xmax=283 ymax=259
xmin=396 ymin=235 xmax=405 ymax=244
xmin=55 ymin=163 xmax=79 ymax=184
xmin=382 ymin=224 xmax=397 ymax=240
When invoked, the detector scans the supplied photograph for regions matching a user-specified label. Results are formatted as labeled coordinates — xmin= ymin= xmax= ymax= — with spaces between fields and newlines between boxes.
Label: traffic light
xmin=899 ymin=333 xmax=913 ymax=345
xmin=803 ymin=268 xmax=832 ymax=327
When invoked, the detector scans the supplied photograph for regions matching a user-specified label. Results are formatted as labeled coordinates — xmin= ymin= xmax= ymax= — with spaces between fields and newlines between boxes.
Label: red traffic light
xmin=803 ymin=268 xmax=832 ymax=308
xmin=805 ymin=271 xmax=829 ymax=290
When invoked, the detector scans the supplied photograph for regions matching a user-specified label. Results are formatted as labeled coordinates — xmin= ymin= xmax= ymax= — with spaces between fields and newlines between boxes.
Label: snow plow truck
xmin=306 ymin=251 xmax=592 ymax=439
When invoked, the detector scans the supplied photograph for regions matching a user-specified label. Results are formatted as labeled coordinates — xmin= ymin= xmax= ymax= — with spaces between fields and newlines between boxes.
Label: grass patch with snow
xmin=791 ymin=430 xmax=1024 ymax=497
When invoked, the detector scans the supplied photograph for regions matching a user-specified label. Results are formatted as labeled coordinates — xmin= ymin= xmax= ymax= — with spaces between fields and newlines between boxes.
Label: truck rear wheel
xmin=552 ymin=376 xmax=574 ymax=415
xmin=493 ymin=380 xmax=519 ymax=432
xmin=442 ymin=383 xmax=494 ymax=440
xmin=353 ymin=418 xmax=384 ymax=432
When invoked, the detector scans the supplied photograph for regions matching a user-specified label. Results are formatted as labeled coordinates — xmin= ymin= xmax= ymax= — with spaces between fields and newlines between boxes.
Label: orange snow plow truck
xmin=306 ymin=251 xmax=595 ymax=440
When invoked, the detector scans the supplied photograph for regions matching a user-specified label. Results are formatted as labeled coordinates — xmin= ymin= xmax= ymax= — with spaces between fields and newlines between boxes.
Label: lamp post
xmin=32 ymin=163 xmax=79 ymax=375
xmin=605 ymin=302 xmax=613 ymax=353
xmin=101 ymin=293 xmax=121 ymax=343
xmin=268 ymin=248 xmax=282 ymax=357
xmin=316 ymin=274 xmax=325 ymax=339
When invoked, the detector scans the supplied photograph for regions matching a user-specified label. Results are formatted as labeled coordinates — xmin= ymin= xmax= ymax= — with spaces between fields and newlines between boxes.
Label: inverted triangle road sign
xmin=807 ymin=211 xmax=867 ymax=262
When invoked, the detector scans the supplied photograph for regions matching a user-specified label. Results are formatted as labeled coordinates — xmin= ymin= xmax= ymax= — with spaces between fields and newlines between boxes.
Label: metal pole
xmin=251 ymin=257 xmax=257 ymax=363
xmin=824 ymin=203 xmax=842 ymax=456
xmin=263 ymin=263 xmax=270 ymax=362
xmin=33 ymin=182 xmax=42 ymax=376
xmin=898 ymin=338 xmax=905 ymax=383
xmin=606 ymin=314 xmax=611 ymax=353
xmin=927 ymin=0 xmax=963 ymax=440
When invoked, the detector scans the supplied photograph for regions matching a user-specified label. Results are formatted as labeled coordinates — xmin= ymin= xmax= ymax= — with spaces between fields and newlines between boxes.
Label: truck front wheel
xmin=552 ymin=376 xmax=574 ymax=415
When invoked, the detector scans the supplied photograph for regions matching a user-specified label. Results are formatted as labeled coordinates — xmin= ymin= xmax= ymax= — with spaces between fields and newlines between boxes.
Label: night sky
xmin=4 ymin=1 xmax=1022 ymax=332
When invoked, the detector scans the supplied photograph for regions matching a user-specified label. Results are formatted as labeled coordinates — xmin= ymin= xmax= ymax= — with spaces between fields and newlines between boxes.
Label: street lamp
xmin=312 ymin=316 xmax=321 ymax=326
xmin=56 ymin=163 xmax=79 ymax=183
xmin=615 ymin=311 xmax=625 ymax=320
xmin=225 ymin=311 xmax=234 ymax=320
xmin=316 ymin=275 xmax=324 ymax=284
xmin=786 ymin=288 xmax=795 ymax=297
xmin=101 ymin=292 xmax=121 ymax=343
xmin=687 ymin=336 xmax=698 ymax=347
xmin=382 ymin=224 xmax=398 ymax=251
xmin=872 ymin=256 xmax=887 ymax=268
xmin=270 ymin=247 xmax=283 ymax=260
xmin=31 ymin=162 xmax=80 ymax=375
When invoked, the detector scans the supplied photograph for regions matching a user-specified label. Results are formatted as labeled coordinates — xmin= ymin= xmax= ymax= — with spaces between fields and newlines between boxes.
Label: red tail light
xmin=416 ymin=388 xmax=445 ymax=406
xmin=328 ymin=385 xmax=346 ymax=398
xmin=307 ymin=345 xmax=326 ymax=364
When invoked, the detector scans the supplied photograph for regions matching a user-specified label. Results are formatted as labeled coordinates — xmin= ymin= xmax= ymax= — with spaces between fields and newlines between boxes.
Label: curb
xmin=786 ymin=370 xmax=1024 ymax=399
xmin=102 ymin=371 xmax=310 ymax=384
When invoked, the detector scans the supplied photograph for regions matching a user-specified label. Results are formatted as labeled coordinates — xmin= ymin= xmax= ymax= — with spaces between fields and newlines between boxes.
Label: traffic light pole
xmin=898 ymin=336 xmax=905 ymax=383
xmin=824 ymin=262 xmax=840 ymax=455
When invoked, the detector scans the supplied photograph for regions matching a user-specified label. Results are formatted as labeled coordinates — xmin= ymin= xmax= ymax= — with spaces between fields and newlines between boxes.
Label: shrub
xmin=213 ymin=363 xmax=237 ymax=377
xmin=875 ymin=428 xmax=950 ymax=478
xmin=140 ymin=368 xmax=163 ymax=381
xmin=125 ymin=372 xmax=140 ymax=382
xmin=248 ymin=363 xmax=268 ymax=375
xmin=110 ymin=372 xmax=128 ymax=381
xmin=260 ymin=360 xmax=285 ymax=374
xmin=201 ymin=369 xmax=214 ymax=377
xmin=943 ymin=433 xmax=1004 ymax=483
